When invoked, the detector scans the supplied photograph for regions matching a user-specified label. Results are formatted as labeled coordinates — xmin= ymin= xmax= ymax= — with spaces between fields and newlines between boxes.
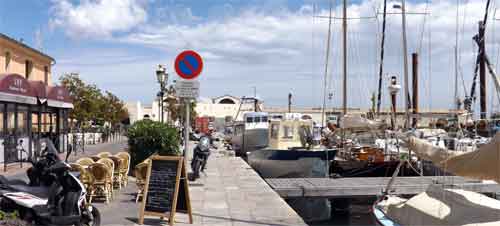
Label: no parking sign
xmin=174 ymin=50 xmax=203 ymax=80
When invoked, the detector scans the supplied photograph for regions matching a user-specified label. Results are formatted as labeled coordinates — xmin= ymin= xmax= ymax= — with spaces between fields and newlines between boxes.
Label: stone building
xmin=0 ymin=33 xmax=52 ymax=84
xmin=0 ymin=33 xmax=72 ymax=167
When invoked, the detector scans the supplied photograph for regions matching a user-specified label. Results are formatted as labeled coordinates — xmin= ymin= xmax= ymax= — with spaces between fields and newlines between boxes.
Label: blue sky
xmin=0 ymin=0 xmax=497 ymax=113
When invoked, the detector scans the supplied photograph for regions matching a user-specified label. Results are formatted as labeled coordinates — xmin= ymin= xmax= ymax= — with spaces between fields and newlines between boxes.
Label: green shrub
xmin=127 ymin=120 xmax=180 ymax=167
xmin=0 ymin=211 xmax=28 ymax=226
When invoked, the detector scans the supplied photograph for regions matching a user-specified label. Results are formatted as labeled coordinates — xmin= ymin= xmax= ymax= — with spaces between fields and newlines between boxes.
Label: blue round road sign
xmin=174 ymin=50 xmax=203 ymax=80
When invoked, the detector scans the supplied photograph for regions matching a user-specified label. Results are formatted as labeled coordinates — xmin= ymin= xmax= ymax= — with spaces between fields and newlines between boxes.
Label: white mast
xmin=321 ymin=0 xmax=333 ymax=127
xmin=401 ymin=0 xmax=410 ymax=128
xmin=342 ymin=0 xmax=348 ymax=116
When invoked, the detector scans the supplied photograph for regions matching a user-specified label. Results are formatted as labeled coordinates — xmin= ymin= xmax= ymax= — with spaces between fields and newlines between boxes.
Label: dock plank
xmin=266 ymin=176 xmax=500 ymax=198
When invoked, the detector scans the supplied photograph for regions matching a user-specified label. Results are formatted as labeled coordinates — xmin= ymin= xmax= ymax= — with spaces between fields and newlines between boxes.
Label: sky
xmin=1 ymin=0 xmax=499 ymax=113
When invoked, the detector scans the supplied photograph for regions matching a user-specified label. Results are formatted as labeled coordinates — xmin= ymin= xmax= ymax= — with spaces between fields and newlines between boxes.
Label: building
xmin=0 ymin=33 xmax=72 ymax=167
xmin=126 ymin=99 xmax=166 ymax=124
xmin=0 ymin=33 xmax=52 ymax=84
xmin=195 ymin=95 xmax=264 ymax=120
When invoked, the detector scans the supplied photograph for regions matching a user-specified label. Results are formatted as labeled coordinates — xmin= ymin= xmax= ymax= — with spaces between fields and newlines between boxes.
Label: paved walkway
xmin=4 ymin=138 xmax=128 ymax=178
xmin=96 ymin=146 xmax=307 ymax=226
xmin=4 ymin=140 xmax=308 ymax=226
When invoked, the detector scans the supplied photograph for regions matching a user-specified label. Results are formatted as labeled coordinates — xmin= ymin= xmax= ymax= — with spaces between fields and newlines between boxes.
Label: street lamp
xmin=156 ymin=65 xmax=168 ymax=123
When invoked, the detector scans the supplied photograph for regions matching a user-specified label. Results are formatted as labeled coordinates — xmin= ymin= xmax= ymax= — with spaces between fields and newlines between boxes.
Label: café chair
xmin=108 ymin=156 xmax=123 ymax=189
xmin=88 ymin=163 xmax=112 ymax=204
xmin=89 ymin=156 xmax=101 ymax=162
xmin=134 ymin=162 xmax=149 ymax=203
xmin=116 ymin=152 xmax=131 ymax=186
xmin=97 ymin=152 xmax=111 ymax=158
xmin=76 ymin=157 xmax=94 ymax=167
xmin=97 ymin=158 xmax=115 ymax=196
xmin=69 ymin=163 xmax=95 ymax=202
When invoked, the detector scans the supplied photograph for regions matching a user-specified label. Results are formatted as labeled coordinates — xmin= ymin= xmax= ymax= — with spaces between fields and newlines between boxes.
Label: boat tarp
xmin=382 ymin=185 xmax=500 ymax=226
xmin=408 ymin=133 xmax=500 ymax=183
xmin=412 ymin=128 xmax=447 ymax=138
xmin=340 ymin=114 xmax=385 ymax=129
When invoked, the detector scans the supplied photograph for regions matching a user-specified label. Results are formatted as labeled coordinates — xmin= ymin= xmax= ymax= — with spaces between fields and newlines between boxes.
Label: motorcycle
xmin=0 ymin=138 xmax=100 ymax=226
xmin=189 ymin=136 xmax=211 ymax=181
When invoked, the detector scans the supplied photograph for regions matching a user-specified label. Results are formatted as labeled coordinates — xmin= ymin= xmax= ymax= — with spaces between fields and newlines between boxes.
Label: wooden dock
xmin=266 ymin=176 xmax=500 ymax=198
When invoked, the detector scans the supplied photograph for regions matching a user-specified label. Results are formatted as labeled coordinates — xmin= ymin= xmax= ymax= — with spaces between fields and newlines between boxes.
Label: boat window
xmin=246 ymin=117 xmax=253 ymax=123
xmin=254 ymin=117 xmax=261 ymax=123
xmin=262 ymin=116 xmax=268 ymax=122
xmin=271 ymin=124 xmax=279 ymax=139
xmin=234 ymin=125 xmax=243 ymax=135
xmin=282 ymin=125 xmax=294 ymax=139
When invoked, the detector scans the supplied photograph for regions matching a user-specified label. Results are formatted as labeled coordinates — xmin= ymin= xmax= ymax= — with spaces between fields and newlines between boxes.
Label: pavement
xmin=4 ymin=137 xmax=128 ymax=179
xmin=5 ymin=140 xmax=308 ymax=226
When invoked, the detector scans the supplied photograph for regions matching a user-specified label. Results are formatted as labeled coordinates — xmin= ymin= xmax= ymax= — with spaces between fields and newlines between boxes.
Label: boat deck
xmin=266 ymin=176 xmax=500 ymax=198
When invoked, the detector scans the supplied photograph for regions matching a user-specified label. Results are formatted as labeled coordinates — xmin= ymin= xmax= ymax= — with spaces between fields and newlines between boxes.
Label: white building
xmin=195 ymin=95 xmax=263 ymax=121
xmin=126 ymin=100 xmax=167 ymax=124
xmin=126 ymin=95 xmax=263 ymax=126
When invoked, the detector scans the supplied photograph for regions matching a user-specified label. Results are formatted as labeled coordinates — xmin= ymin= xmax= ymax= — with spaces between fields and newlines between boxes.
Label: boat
xmin=230 ymin=112 xmax=269 ymax=157
xmin=247 ymin=116 xmax=337 ymax=222
xmin=248 ymin=117 xmax=337 ymax=178
xmin=373 ymin=133 xmax=500 ymax=225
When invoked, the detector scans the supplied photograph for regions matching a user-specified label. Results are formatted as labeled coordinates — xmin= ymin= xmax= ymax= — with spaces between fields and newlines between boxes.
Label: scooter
xmin=189 ymin=136 xmax=211 ymax=181
xmin=0 ymin=138 xmax=100 ymax=226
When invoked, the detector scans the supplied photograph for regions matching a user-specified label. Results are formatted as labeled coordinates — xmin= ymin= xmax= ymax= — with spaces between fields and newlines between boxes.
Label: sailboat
xmin=373 ymin=133 xmax=500 ymax=226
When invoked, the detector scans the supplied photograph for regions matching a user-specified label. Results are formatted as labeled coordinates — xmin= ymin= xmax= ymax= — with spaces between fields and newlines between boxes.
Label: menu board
xmin=139 ymin=156 xmax=192 ymax=226
xmin=145 ymin=159 xmax=178 ymax=212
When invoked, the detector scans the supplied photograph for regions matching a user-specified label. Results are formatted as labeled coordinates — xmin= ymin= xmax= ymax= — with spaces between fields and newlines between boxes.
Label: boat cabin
xmin=268 ymin=119 xmax=316 ymax=149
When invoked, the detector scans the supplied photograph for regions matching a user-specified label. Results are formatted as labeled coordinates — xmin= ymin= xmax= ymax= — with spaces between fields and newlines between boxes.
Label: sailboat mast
xmin=342 ymin=0 xmax=347 ymax=116
xmin=321 ymin=0 xmax=333 ymax=127
xmin=376 ymin=0 xmax=388 ymax=115
xmin=401 ymin=0 xmax=410 ymax=128
xmin=454 ymin=0 xmax=459 ymax=110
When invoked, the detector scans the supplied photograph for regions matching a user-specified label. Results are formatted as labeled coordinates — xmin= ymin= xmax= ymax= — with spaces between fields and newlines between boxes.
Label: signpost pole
xmin=184 ymin=99 xmax=190 ymax=159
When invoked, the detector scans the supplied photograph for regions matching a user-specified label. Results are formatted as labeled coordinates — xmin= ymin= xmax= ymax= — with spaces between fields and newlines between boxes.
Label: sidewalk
xmin=96 ymin=145 xmax=307 ymax=226
xmin=1 ymin=138 xmax=128 ymax=177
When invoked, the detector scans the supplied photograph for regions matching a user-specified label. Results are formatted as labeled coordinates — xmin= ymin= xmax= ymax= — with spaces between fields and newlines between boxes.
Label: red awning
xmin=28 ymin=81 xmax=47 ymax=103
xmin=47 ymin=86 xmax=73 ymax=109
xmin=0 ymin=73 xmax=37 ymax=105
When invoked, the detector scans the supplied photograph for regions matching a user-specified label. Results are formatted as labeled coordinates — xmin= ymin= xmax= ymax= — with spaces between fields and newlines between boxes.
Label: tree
xmin=59 ymin=73 xmax=128 ymax=132
xmin=164 ymin=85 xmax=197 ymax=126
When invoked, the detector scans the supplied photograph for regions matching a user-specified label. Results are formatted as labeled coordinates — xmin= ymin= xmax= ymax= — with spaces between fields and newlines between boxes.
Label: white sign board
xmin=175 ymin=80 xmax=200 ymax=98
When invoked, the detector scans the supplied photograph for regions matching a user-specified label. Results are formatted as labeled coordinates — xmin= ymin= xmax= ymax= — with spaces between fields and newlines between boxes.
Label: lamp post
xmin=156 ymin=65 xmax=168 ymax=123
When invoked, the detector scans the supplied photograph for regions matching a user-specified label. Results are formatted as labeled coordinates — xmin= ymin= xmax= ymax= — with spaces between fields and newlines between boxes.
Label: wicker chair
xmin=89 ymin=156 xmax=101 ymax=162
xmin=97 ymin=158 xmax=115 ymax=197
xmin=97 ymin=152 xmax=111 ymax=158
xmin=108 ymin=156 xmax=123 ymax=189
xmin=134 ymin=162 xmax=149 ymax=203
xmin=70 ymin=163 xmax=95 ymax=202
xmin=116 ymin=152 xmax=131 ymax=186
xmin=88 ymin=163 xmax=112 ymax=204
xmin=76 ymin=157 xmax=94 ymax=166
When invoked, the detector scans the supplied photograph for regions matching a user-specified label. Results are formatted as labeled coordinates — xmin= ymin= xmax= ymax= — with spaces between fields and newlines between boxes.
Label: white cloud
xmin=50 ymin=0 xmax=147 ymax=38
xmin=51 ymin=0 xmax=500 ymax=112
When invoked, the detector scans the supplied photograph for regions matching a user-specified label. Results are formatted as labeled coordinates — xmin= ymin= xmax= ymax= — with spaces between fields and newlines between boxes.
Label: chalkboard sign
xmin=139 ymin=156 xmax=192 ymax=226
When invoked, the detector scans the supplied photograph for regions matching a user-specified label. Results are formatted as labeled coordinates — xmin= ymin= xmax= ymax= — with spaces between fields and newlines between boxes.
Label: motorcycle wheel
xmin=77 ymin=205 xmax=100 ymax=226
xmin=192 ymin=158 xmax=201 ymax=179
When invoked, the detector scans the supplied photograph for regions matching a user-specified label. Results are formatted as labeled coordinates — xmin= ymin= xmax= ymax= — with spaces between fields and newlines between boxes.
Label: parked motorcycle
xmin=189 ymin=136 xmax=211 ymax=181
xmin=0 ymin=138 xmax=100 ymax=226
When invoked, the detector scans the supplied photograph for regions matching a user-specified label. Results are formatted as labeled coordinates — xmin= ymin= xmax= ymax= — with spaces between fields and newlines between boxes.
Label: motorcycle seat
xmin=8 ymin=185 xmax=50 ymax=199
xmin=0 ymin=175 xmax=28 ymax=186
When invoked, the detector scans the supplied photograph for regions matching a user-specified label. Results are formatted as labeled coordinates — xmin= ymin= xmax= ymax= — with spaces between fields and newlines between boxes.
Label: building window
xmin=5 ymin=52 xmax=10 ymax=71
xmin=17 ymin=105 xmax=28 ymax=136
xmin=44 ymin=66 xmax=49 ymax=84
xmin=25 ymin=60 xmax=33 ymax=79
